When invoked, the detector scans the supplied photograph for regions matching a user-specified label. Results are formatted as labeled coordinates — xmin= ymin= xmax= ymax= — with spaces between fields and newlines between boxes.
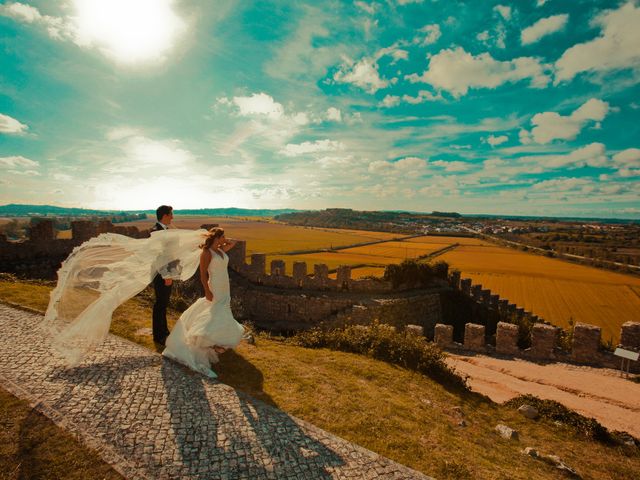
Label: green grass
xmin=1 ymin=277 xmax=639 ymax=479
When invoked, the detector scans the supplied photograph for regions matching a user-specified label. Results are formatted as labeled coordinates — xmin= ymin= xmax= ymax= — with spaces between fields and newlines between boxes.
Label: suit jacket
xmin=150 ymin=222 xmax=166 ymax=233
xmin=150 ymin=222 xmax=180 ymax=280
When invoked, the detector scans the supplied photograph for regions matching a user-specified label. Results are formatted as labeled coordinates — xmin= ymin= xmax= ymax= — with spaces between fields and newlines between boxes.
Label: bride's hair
xmin=200 ymin=227 xmax=225 ymax=250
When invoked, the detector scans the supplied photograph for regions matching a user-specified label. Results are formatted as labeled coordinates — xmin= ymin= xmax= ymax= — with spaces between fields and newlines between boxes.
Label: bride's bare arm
xmin=221 ymin=238 xmax=237 ymax=252
xmin=200 ymin=249 xmax=214 ymax=301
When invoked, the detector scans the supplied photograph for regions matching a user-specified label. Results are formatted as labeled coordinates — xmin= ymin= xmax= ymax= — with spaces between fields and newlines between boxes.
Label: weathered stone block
xmin=250 ymin=254 xmax=266 ymax=277
xmin=529 ymin=323 xmax=558 ymax=359
xmin=620 ymin=322 xmax=640 ymax=351
xmin=29 ymin=220 xmax=55 ymax=242
xmin=336 ymin=265 xmax=351 ymax=288
xmin=71 ymin=220 xmax=97 ymax=243
xmin=571 ymin=322 xmax=601 ymax=362
xmin=292 ymin=262 xmax=307 ymax=282
xmin=471 ymin=284 xmax=483 ymax=300
xmin=405 ymin=324 xmax=424 ymax=336
xmin=460 ymin=278 xmax=472 ymax=295
xmin=314 ymin=264 xmax=329 ymax=281
xmin=434 ymin=324 xmax=453 ymax=348
xmin=449 ymin=271 xmax=461 ymax=289
xmin=270 ymin=259 xmax=286 ymax=276
xmin=226 ymin=240 xmax=245 ymax=269
xmin=464 ymin=323 xmax=485 ymax=351
xmin=496 ymin=322 xmax=519 ymax=355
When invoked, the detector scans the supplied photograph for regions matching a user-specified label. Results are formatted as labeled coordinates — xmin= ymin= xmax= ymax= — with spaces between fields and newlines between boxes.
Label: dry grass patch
xmin=0 ymin=387 xmax=123 ymax=480
xmin=1 ymin=278 xmax=639 ymax=480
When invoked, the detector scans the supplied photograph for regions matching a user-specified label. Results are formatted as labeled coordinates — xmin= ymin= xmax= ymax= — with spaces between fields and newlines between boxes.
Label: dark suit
xmin=151 ymin=222 xmax=171 ymax=344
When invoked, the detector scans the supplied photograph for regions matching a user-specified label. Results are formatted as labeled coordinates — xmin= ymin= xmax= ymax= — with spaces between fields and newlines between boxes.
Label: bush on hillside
xmin=291 ymin=321 xmax=468 ymax=391
xmin=504 ymin=394 xmax=637 ymax=446
xmin=383 ymin=259 xmax=449 ymax=289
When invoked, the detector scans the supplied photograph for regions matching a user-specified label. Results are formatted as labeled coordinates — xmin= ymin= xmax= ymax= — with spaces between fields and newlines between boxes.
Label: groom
xmin=151 ymin=205 xmax=174 ymax=345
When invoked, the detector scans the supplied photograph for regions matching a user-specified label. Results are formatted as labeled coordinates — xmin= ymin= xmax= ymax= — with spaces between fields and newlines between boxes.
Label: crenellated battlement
xmin=227 ymin=241 xmax=396 ymax=293
xmin=434 ymin=320 xmax=640 ymax=372
xmin=0 ymin=219 xmax=149 ymax=278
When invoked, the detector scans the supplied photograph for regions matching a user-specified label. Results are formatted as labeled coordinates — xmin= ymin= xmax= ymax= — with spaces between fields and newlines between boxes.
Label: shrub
xmin=504 ymin=394 xmax=629 ymax=445
xmin=383 ymin=259 xmax=449 ymax=289
xmin=291 ymin=322 xmax=468 ymax=391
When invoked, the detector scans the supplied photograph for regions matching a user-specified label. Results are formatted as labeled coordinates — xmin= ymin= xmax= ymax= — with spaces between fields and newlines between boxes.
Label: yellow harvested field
xmin=118 ymin=216 xmax=398 ymax=255
xmin=440 ymin=245 xmax=640 ymax=343
xmin=404 ymin=235 xmax=491 ymax=246
xmin=344 ymin=240 xmax=451 ymax=259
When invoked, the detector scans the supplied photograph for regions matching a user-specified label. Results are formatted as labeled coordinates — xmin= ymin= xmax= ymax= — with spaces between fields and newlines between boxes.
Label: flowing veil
xmin=44 ymin=229 xmax=206 ymax=365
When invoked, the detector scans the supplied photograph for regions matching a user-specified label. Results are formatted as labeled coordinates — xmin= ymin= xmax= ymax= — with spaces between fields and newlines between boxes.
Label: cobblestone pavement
xmin=0 ymin=304 xmax=433 ymax=480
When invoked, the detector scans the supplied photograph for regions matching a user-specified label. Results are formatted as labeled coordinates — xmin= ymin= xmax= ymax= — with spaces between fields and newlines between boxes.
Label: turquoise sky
xmin=1 ymin=0 xmax=639 ymax=218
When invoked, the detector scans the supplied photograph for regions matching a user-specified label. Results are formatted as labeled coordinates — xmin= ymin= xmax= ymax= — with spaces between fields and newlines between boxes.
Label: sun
xmin=72 ymin=0 xmax=186 ymax=64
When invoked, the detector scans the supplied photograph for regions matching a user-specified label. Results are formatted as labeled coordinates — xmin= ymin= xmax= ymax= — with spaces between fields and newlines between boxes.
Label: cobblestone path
xmin=0 ymin=304 xmax=433 ymax=480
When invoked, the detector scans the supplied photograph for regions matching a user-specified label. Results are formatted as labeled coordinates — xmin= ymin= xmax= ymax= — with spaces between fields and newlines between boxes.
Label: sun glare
xmin=72 ymin=0 xmax=185 ymax=64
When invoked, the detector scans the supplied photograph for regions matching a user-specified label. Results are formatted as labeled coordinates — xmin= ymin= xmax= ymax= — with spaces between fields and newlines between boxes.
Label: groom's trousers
xmin=152 ymin=273 xmax=172 ymax=344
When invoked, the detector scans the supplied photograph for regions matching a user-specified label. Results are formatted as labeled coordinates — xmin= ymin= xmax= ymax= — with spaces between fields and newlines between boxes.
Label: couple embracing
xmin=151 ymin=205 xmax=243 ymax=378
xmin=44 ymin=204 xmax=244 ymax=379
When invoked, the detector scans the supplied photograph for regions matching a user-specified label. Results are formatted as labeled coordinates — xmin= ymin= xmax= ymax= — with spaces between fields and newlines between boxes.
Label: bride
xmin=162 ymin=227 xmax=244 ymax=378
xmin=44 ymin=226 xmax=243 ymax=376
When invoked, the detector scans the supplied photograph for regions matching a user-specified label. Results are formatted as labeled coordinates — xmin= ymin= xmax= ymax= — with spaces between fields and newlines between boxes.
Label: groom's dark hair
xmin=156 ymin=205 xmax=173 ymax=221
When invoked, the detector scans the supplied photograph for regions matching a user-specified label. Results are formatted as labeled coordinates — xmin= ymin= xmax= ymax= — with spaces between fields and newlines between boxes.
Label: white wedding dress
xmin=162 ymin=249 xmax=244 ymax=378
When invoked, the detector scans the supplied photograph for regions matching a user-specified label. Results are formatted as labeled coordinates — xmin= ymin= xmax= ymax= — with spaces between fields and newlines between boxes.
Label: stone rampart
xmin=0 ymin=219 xmax=150 ymax=278
xmin=432 ymin=320 xmax=640 ymax=372
xmin=229 ymin=242 xmax=396 ymax=294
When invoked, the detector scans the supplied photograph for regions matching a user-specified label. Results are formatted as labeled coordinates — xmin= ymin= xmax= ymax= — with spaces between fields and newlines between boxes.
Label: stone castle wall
xmin=434 ymin=320 xmax=640 ymax=373
xmin=2 ymin=220 xmax=638 ymax=373
xmin=0 ymin=219 xmax=149 ymax=278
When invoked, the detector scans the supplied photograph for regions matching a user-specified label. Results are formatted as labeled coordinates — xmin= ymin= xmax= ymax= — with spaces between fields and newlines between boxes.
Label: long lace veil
xmin=43 ymin=229 xmax=205 ymax=365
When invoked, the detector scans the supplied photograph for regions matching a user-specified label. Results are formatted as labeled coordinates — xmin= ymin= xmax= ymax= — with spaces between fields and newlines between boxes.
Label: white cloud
xmin=0 ymin=113 xmax=28 ymax=134
xmin=476 ymin=31 xmax=489 ymax=42
xmin=519 ymin=129 xmax=533 ymax=145
xmin=531 ymin=177 xmax=592 ymax=191
xmin=0 ymin=155 xmax=39 ymax=168
xmin=355 ymin=1 xmax=376 ymax=15
xmin=527 ymin=142 xmax=608 ymax=169
xmin=368 ymin=157 xmax=427 ymax=176
xmin=555 ymin=2 xmax=640 ymax=83
xmin=406 ymin=47 xmax=550 ymax=96
xmin=486 ymin=135 xmax=508 ymax=147
xmin=104 ymin=133 xmax=196 ymax=174
xmin=527 ymin=98 xmax=609 ymax=144
xmin=216 ymin=92 xmax=312 ymax=151
xmin=281 ymin=140 xmax=343 ymax=157
xmin=402 ymin=90 xmax=443 ymax=104
xmin=431 ymin=160 xmax=472 ymax=172
xmin=537 ymin=0 xmax=548 ymax=7
xmin=521 ymin=14 xmax=568 ymax=45
xmin=380 ymin=95 xmax=401 ymax=108
xmin=391 ymin=49 xmax=409 ymax=62
xmin=416 ymin=24 xmax=441 ymax=45
xmin=231 ymin=93 xmax=285 ymax=120
xmin=494 ymin=5 xmax=512 ymax=21
xmin=326 ymin=107 xmax=342 ymax=122
xmin=612 ymin=148 xmax=640 ymax=167
xmin=0 ymin=2 xmax=41 ymax=22
xmin=333 ymin=56 xmax=389 ymax=93
xmin=397 ymin=0 xmax=424 ymax=5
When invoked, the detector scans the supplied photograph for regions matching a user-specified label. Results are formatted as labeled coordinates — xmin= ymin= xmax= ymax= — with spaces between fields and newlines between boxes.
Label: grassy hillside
xmin=0 ymin=278 xmax=638 ymax=479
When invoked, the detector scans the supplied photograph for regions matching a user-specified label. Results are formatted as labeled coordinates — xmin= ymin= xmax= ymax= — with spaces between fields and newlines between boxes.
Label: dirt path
xmin=446 ymin=353 xmax=640 ymax=437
